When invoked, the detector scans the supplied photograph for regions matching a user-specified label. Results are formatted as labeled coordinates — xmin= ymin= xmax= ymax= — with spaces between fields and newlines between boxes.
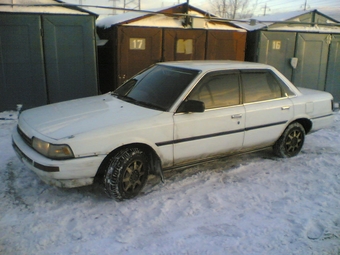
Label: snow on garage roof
xmin=96 ymin=10 xmax=149 ymax=27
xmin=0 ymin=0 xmax=93 ymax=15
xmin=231 ymin=9 xmax=340 ymax=32
xmin=96 ymin=4 xmax=245 ymax=31
xmin=125 ymin=13 xmax=245 ymax=31
xmin=96 ymin=4 xmax=212 ymax=28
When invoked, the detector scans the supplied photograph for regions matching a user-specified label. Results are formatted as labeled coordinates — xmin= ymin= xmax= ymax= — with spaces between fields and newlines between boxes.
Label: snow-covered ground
xmin=1 ymin=110 xmax=340 ymax=255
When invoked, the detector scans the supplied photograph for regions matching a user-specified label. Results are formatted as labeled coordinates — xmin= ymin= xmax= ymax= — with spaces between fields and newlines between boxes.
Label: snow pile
xmin=1 ymin=111 xmax=340 ymax=254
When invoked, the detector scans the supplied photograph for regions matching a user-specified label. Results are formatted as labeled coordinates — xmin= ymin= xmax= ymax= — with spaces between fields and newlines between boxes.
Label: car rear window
xmin=241 ymin=70 xmax=285 ymax=103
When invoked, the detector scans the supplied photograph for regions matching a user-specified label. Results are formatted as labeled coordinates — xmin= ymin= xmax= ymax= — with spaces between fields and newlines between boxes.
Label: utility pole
xmin=221 ymin=0 xmax=227 ymax=18
xmin=108 ymin=0 xmax=119 ymax=14
xmin=261 ymin=3 xmax=270 ymax=16
xmin=232 ymin=0 xmax=238 ymax=19
xmin=302 ymin=0 xmax=309 ymax=10
xmin=124 ymin=0 xmax=141 ymax=12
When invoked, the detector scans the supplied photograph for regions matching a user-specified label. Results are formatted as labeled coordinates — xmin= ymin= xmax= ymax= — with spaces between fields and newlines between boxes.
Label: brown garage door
xmin=117 ymin=26 xmax=162 ymax=86
xmin=206 ymin=30 xmax=246 ymax=61
xmin=163 ymin=29 xmax=206 ymax=61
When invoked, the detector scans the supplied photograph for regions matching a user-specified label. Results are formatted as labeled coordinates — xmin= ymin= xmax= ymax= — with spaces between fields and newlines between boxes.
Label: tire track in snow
xmin=4 ymin=160 xmax=31 ymax=211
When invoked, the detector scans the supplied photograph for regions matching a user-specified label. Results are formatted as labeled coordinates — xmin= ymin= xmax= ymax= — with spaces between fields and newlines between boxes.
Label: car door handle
xmin=231 ymin=114 xmax=242 ymax=119
xmin=281 ymin=106 xmax=290 ymax=110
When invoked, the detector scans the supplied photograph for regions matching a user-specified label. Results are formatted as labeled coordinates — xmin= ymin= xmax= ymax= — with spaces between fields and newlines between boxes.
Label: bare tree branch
xmin=209 ymin=0 xmax=257 ymax=19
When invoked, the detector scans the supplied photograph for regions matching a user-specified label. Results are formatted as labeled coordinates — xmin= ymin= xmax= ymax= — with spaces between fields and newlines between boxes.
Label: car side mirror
xmin=177 ymin=100 xmax=205 ymax=113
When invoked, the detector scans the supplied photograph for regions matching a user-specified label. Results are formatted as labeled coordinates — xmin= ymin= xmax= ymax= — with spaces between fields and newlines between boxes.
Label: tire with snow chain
xmin=103 ymin=148 xmax=149 ymax=201
xmin=273 ymin=122 xmax=305 ymax=158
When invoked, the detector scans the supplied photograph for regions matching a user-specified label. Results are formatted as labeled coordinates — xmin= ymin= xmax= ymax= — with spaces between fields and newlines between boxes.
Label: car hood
xmin=20 ymin=93 xmax=162 ymax=140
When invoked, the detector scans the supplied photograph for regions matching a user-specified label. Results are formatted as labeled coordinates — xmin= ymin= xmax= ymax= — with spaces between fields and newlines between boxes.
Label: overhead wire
xmin=1 ymin=1 xmax=338 ymax=21
xmin=252 ymin=0 xmax=340 ymax=16
xmin=256 ymin=0 xmax=340 ymax=6
xmin=255 ymin=0 xmax=339 ymax=6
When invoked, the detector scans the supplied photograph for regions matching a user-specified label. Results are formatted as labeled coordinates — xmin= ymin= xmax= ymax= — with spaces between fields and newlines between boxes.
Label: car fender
xmin=65 ymin=116 xmax=174 ymax=168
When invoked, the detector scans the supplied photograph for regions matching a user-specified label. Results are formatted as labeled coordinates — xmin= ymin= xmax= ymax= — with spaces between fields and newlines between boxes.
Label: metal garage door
xmin=116 ymin=26 xmax=162 ymax=86
xmin=206 ymin=30 xmax=246 ymax=61
xmin=43 ymin=15 xmax=98 ymax=103
xmin=163 ymin=29 xmax=206 ymax=61
xmin=258 ymin=31 xmax=296 ymax=80
xmin=0 ymin=14 xmax=47 ymax=111
xmin=326 ymin=35 xmax=340 ymax=102
xmin=293 ymin=33 xmax=329 ymax=91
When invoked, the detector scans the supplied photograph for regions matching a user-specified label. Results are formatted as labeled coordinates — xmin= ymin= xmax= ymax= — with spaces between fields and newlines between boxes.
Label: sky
xmin=63 ymin=0 xmax=340 ymax=19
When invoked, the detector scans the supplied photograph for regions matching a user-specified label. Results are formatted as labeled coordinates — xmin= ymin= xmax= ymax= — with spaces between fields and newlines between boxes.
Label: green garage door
xmin=43 ymin=15 xmax=98 ymax=103
xmin=293 ymin=33 xmax=329 ymax=91
xmin=0 ymin=14 xmax=47 ymax=111
xmin=326 ymin=35 xmax=340 ymax=102
xmin=0 ymin=14 xmax=98 ymax=111
xmin=258 ymin=31 xmax=296 ymax=80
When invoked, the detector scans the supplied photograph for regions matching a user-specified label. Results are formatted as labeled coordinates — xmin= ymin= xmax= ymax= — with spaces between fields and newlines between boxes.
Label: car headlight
xmin=32 ymin=137 xmax=74 ymax=159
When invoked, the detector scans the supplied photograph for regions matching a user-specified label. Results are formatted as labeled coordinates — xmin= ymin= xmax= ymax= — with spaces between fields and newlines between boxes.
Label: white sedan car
xmin=12 ymin=61 xmax=335 ymax=201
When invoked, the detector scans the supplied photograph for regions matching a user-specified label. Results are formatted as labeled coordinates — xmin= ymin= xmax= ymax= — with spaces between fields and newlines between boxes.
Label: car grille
xmin=17 ymin=126 xmax=33 ymax=147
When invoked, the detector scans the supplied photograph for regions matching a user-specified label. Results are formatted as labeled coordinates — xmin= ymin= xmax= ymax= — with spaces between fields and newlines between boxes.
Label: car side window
xmin=242 ymin=71 xmax=284 ymax=103
xmin=187 ymin=73 xmax=240 ymax=109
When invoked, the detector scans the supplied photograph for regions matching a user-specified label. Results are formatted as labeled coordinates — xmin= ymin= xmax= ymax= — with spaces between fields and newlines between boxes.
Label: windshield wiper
xmin=112 ymin=93 xmax=135 ymax=103
xmin=134 ymin=101 xmax=166 ymax=111
xmin=113 ymin=93 xmax=165 ymax=111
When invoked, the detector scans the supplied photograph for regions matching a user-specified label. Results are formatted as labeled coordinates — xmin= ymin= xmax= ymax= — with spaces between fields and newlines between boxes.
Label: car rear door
xmin=241 ymin=69 xmax=294 ymax=149
xmin=173 ymin=71 xmax=245 ymax=165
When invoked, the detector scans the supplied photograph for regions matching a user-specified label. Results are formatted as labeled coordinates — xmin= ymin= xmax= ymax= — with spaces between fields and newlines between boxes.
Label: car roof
xmin=157 ymin=60 xmax=273 ymax=72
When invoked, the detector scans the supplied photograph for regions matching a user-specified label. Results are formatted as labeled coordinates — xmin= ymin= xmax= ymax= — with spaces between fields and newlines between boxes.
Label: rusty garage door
xmin=163 ymin=29 xmax=206 ymax=61
xmin=117 ymin=26 xmax=162 ymax=86
xmin=206 ymin=30 xmax=246 ymax=61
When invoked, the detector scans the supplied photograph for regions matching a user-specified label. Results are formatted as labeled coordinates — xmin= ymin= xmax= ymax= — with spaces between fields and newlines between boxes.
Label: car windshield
xmin=113 ymin=65 xmax=200 ymax=111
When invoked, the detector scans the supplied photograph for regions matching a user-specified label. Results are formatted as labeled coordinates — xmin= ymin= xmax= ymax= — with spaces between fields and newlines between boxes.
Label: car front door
xmin=173 ymin=71 xmax=245 ymax=166
xmin=241 ymin=69 xmax=294 ymax=149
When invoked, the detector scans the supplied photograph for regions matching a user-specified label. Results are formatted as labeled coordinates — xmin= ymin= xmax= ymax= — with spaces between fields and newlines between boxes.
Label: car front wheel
xmin=104 ymin=147 xmax=149 ymax=201
xmin=273 ymin=122 xmax=305 ymax=158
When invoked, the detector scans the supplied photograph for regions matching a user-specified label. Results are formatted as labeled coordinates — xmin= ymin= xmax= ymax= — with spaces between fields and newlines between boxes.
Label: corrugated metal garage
xmin=96 ymin=3 xmax=247 ymax=92
xmin=0 ymin=0 xmax=98 ymax=111
xmin=232 ymin=10 xmax=340 ymax=101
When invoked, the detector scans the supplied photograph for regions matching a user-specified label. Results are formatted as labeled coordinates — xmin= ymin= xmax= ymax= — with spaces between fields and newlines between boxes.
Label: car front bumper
xmin=12 ymin=128 xmax=105 ymax=188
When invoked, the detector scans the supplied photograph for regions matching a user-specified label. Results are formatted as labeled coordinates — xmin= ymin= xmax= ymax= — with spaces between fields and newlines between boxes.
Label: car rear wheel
xmin=273 ymin=122 xmax=305 ymax=158
xmin=103 ymin=147 xmax=149 ymax=201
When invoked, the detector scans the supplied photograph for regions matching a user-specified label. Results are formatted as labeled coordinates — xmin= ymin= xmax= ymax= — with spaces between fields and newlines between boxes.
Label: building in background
xmin=0 ymin=0 xmax=99 ymax=111
xmin=232 ymin=10 xmax=340 ymax=102
xmin=96 ymin=3 xmax=247 ymax=92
